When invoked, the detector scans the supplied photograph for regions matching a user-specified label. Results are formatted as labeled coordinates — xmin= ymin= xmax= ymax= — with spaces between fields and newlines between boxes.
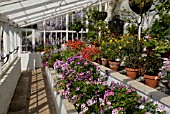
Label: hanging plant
xmin=93 ymin=11 xmax=107 ymax=21
xmin=129 ymin=0 xmax=153 ymax=14
xmin=70 ymin=18 xmax=84 ymax=33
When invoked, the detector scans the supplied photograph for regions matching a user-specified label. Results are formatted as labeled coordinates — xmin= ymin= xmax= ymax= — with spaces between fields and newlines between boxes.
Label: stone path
xmin=8 ymin=68 xmax=56 ymax=114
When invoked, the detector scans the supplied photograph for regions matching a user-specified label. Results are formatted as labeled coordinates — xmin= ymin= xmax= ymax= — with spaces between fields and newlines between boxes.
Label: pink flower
xmin=107 ymin=101 xmax=111 ymax=106
xmin=86 ymin=99 xmax=93 ymax=106
xmin=112 ymin=109 xmax=118 ymax=114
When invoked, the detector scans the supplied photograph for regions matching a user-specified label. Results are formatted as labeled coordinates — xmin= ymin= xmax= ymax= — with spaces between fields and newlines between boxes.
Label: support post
xmin=3 ymin=23 xmax=10 ymax=64
xmin=32 ymin=29 xmax=35 ymax=52
xmin=66 ymin=14 xmax=69 ymax=42
xmin=0 ymin=22 xmax=3 ymax=74
xmin=9 ymin=26 xmax=14 ymax=60
xmin=18 ymin=29 xmax=22 ymax=56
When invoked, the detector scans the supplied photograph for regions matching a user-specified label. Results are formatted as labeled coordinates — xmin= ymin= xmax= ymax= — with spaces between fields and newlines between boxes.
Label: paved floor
xmin=8 ymin=68 xmax=56 ymax=114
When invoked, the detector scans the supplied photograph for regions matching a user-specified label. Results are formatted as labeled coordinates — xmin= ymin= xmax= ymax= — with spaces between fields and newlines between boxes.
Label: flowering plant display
xmin=61 ymin=48 xmax=77 ymax=62
xmin=81 ymin=45 xmax=101 ymax=62
xmin=66 ymin=40 xmax=86 ymax=52
xmin=53 ymin=54 xmax=166 ymax=114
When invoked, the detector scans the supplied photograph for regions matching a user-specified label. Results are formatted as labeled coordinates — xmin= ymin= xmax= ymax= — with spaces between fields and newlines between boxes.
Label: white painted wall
xmin=20 ymin=52 xmax=42 ymax=71
xmin=0 ymin=58 xmax=21 ymax=114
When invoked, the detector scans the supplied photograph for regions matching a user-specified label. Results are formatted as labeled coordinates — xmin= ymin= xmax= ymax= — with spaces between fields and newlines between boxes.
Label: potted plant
xmin=124 ymin=53 xmax=140 ymax=79
xmin=142 ymin=55 xmax=163 ymax=88
xmin=120 ymin=35 xmax=144 ymax=78
xmin=107 ymin=39 xmax=122 ymax=71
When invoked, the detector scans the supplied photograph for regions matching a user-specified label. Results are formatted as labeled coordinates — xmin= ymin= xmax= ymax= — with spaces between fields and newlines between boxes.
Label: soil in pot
xmin=101 ymin=58 xmax=108 ymax=67
xmin=108 ymin=61 xmax=121 ymax=72
xmin=144 ymin=74 xmax=161 ymax=88
xmin=125 ymin=68 xmax=139 ymax=79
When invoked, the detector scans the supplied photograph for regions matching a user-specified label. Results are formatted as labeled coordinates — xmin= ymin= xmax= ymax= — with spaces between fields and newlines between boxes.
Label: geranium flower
xmin=112 ymin=109 xmax=118 ymax=114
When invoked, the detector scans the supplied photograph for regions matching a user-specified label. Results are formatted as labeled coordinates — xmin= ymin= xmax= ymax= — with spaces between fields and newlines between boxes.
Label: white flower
xmin=139 ymin=105 xmax=144 ymax=109
xmin=153 ymin=101 xmax=158 ymax=105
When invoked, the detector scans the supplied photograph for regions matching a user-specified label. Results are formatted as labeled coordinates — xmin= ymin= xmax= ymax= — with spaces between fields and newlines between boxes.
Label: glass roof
xmin=0 ymin=0 xmax=107 ymax=27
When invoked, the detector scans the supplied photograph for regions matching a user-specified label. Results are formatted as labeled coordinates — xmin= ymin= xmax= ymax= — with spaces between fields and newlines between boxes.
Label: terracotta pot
xmin=108 ymin=61 xmax=121 ymax=72
xmin=125 ymin=68 xmax=139 ymax=79
xmin=144 ymin=74 xmax=161 ymax=88
xmin=95 ymin=58 xmax=102 ymax=65
xmin=101 ymin=58 xmax=108 ymax=66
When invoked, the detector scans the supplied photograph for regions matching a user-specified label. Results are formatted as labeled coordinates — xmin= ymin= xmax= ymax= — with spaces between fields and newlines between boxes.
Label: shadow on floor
xmin=8 ymin=68 xmax=56 ymax=114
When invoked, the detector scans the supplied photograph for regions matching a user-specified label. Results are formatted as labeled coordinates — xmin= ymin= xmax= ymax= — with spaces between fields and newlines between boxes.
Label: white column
xmin=86 ymin=7 xmax=89 ymax=33
xmin=81 ymin=10 xmax=83 ymax=41
xmin=72 ymin=13 xmax=74 ymax=41
xmin=99 ymin=0 xmax=102 ymax=11
xmin=3 ymin=23 xmax=10 ymax=63
xmin=18 ymin=29 xmax=22 ymax=56
xmin=0 ymin=22 xmax=3 ymax=74
xmin=14 ymin=27 xmax=17 ymax=50
xmin=66 ymin=14 xmax=69 ymax=42
xmin=9 ymin=26 xmax=14 ymax=60
xmin=43 ymin=29 xmax=46 ymax=45
xmin=105 ymin=2 xmax=108 ymax=12
xmin=32 ymin=29 xmax=35 ymax=51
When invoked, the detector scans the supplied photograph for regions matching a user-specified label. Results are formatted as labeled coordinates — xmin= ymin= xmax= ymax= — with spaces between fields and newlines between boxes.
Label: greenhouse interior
xmin=0 ymin=0 xmax=170 ymax=114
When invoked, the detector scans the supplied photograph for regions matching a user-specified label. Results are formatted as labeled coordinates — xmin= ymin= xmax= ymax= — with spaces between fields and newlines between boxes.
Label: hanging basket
xmin=94 ymin=12 xmax=107 ymax=21
xmin=129 ymin=0 xmax=153 ymax=14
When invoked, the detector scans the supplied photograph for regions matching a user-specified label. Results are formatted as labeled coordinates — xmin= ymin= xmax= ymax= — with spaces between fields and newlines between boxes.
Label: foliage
xmin=126 ymin=23 xmax=138 ymax=35
xmin=149 ymin=14 xmax=170 ymax=40
xmin=120 ymin=34 xmax=144 ymax=56
xmin=70 ymin=18 xmax=84 ymax=33
xmin=144 ymin=38 xmax=157 ymax=49
xmin=141 ymin=55 xmax=163 ymax=76
xmin=85 ymin=9 xmax=109 ymax=44
xmin=35 ymin=45 xmax=44 ymax=52
xmin=61 ymin=48 xmax=77 ymax=62
xmin=81 ymin=45 xmax=101 ymax=62
xmin=65 ymin=40 xmax=86 ymax=52
xmin=44 ymin=44 xmax=53 ymax=51
xmin=124 ymin=53 xmax=140 ymax=69
xmin=105 ymin=39 xmax=122 ymax=61
xmin=155 ymin=40 xmax=170 ymax=55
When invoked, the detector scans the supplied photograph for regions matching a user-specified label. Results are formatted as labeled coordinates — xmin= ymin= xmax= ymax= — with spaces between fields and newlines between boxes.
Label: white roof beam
xmin=9 ymin=0 xmax=77 ymax=20
xmin=0 ymin=14 xmax=18 ymax=27
xmin=20 ymin=0 xmax=104 ymax=27
xmin=15 ymin=0 xmax=92 ymax=23
xmin=0 ymin=0 xmax=56 ymax=15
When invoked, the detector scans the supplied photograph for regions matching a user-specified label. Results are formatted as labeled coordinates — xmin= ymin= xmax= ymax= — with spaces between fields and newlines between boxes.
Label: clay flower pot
xmin=108 ymin=61 xmax=121 ymax=72
xmin=101 ymin=58 xmax=108 ymax=66
xmin=144 ymin=74 xmax=161 ymax=88
xmin=125 ymin=68 xmax=139 ymax=79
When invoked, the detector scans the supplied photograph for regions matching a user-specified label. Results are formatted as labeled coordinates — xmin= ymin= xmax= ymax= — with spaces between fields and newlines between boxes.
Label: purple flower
xmin=102 ymin=81 xmax=107 ymax=85
xmin=76 ymin=87 xmax=80 ymax=91
xmin=96 ymin=67 xmax=100 ymax=71
xmin=84 ymin=61 xmax=88 ymax=65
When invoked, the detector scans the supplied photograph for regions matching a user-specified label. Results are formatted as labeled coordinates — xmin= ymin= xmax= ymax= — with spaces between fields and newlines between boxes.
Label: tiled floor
xmin=8 ymin=68 xmax=56 ymax=114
